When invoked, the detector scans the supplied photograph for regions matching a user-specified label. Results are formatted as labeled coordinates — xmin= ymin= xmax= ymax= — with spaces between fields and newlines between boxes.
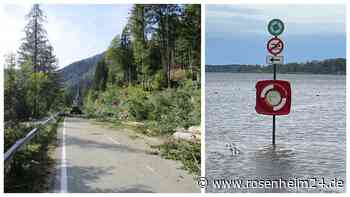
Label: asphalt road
xmin=51 ymin=117 xmax=199 ymax=193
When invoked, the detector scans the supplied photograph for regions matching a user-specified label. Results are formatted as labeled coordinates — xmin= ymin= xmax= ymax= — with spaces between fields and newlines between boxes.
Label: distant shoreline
xmin=205 ymin=71 xmax=345 ymax=75
xmin=205 ymin=58 xmax=346 ymax=75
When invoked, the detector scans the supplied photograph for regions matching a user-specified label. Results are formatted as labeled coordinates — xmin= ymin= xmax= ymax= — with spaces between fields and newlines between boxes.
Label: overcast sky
xmin=0 ymin=4 xmax=131 ymax=68
xmin=206 ymin=4 xmax=346 ymax=65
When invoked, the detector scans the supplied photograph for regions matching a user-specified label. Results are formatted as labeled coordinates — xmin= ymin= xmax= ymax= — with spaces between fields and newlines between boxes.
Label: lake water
xmin=205 ymin=73 xmax=346 ymax=193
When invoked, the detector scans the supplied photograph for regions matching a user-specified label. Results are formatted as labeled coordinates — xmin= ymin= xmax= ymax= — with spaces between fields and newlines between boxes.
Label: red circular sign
xmin=255 ymin=80 xmax=291 ymax=115
xmin=267 ymin=37 xmax=284 ymax=56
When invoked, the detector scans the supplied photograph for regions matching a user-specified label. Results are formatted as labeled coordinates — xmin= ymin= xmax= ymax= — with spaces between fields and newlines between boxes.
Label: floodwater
xmin=205 ymin=73 xmax=346 ymax=193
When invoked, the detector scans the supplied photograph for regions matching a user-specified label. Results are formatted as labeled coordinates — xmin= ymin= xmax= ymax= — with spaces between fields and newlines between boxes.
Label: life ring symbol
xmin=260 ymin=83 xmax=288 ymax=112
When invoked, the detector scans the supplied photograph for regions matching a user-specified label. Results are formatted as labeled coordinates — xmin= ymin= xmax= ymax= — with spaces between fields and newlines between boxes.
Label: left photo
xmin=3 ymin=4 xmax=201 ymax=193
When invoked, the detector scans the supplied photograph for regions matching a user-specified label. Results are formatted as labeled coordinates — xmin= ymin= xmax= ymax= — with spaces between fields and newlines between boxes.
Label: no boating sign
xmin=267 ymin=37 xmax=284 ymax=56
xmin=255 ymin=80 xmax=291 ymax=115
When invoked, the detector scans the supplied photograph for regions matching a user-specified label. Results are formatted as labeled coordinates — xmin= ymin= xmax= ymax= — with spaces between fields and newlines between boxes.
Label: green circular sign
xmin=268 ymin=19 xmax=284 ymax=36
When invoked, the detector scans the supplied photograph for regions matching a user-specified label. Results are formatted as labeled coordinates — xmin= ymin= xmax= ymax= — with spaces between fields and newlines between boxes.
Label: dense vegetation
xmin=81 ymin=4 xmax=201 ymax=175
xmin=206 ymin=58 xmax=346 ymax=74
xmin=83 ymin=4 xmax=201 ymax=135
xmin=4 ymin=5 xmax=63 ymax=192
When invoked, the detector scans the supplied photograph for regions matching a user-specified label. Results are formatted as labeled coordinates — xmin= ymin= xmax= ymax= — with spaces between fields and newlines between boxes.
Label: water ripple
xmin=206 ymin=73 xmax=345 ymax=193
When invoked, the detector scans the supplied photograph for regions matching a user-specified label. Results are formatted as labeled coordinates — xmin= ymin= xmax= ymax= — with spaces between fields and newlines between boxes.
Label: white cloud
xmin=206 ymin=4 xmax=345 ymax=37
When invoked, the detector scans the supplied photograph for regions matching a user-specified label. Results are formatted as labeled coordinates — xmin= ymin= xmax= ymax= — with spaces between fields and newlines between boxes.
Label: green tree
xmin=105 ymin=27 xmax=135 ymax=86
xmin=16 ymin=4 xmax=62 ymax=118
xmin=106 ymin=35 xmax=123 ymax=85
xmin=129 ymin=5 xmax=147 ymax=87
xmin=92 ymin=58 xmax=108 ymax=91
xmin=4 ymin=53 xmax=18 ymax=121
xmin=179 ymin=4 xmax=201 ymax=80
xmin=18 ymin=4 xmax=57 ymax=73
xmin=120 ymin=25 xmax=136 ymax=84
xmin=144 ymin=4 xmax=182 ymax=88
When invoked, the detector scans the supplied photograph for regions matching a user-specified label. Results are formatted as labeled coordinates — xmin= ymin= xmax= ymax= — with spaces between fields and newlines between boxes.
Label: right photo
xmin=205 ymin=4 xmax=346 ymax=193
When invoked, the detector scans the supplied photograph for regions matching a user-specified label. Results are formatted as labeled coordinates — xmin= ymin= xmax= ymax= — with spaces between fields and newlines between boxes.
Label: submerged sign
xmin=255 ymin=18 xmax=290 ymax=145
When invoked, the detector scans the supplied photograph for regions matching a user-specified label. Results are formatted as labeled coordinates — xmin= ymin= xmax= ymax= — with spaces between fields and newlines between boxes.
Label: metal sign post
xmin=268 ymin=19 xmax=284 ymax=145
xmin=269 ymin=19 xmax=283 ymax=145
xmin=273 ymin=64 xmax=276 ymax=145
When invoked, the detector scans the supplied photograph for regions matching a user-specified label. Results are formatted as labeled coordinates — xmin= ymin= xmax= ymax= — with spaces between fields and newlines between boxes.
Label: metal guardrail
xmin=4 ymin=112 xmax=62 ymax=167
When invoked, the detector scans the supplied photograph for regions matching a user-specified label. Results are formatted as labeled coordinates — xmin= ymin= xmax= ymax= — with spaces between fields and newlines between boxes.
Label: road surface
xmin=51 ymin=117 xmax=199 ymax=193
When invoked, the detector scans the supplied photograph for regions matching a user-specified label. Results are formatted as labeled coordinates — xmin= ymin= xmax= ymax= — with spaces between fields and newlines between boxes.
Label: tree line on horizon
xmin=206 ymin=58 xmax=346 ymax=74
